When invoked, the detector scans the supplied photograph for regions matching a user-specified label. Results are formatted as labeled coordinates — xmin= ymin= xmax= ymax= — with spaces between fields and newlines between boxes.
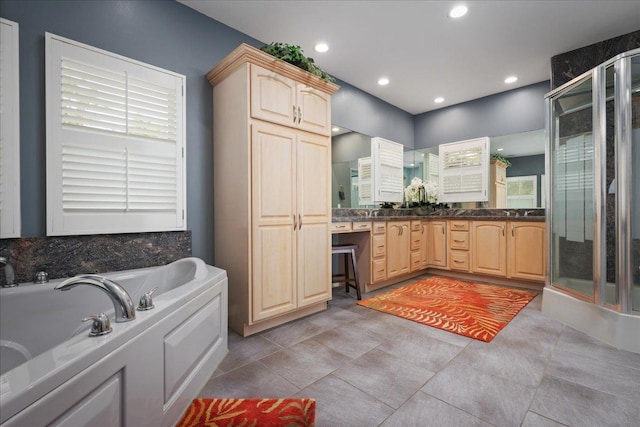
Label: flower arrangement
xmin=404 ymin=177 xmax=439 ymax=207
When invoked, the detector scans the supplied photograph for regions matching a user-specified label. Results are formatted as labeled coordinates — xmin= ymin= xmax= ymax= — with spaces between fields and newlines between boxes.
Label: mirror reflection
xmin=331 ymin=127 xmax=546 ymax=208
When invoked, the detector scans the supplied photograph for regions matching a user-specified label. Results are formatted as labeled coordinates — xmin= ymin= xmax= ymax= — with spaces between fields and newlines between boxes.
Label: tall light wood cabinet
xmin=489 ymin=159 xmax=507 ymax=208
xmin=207 ymin=44 xmax=339 ymax=336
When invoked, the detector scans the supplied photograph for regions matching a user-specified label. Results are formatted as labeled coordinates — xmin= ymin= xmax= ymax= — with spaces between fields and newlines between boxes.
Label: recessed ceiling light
xmin=504 ymin=76 xmax=518 ymax=84
xmin=497 ymin=148 xmax=504 ymax=152
xmin=378 ymin=77 xmax=389 ymax=86
xmin=332 ymin=126 xmax=340 ymax=132
xmin=434 ymin=97 xmax=445 ymax=103
xmin=314 ymin=43 xmax=329 ymax=53
xmin=449 ymin=5 xmax=468 ymax=18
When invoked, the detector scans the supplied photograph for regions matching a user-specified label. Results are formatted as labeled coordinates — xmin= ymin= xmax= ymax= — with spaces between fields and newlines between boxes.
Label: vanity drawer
xmin=410 ymin=252 xmax=423 ymax=272
xmin=411 ymin=230 xmax=422 ymax=251
xmin=372 ymin=222 xmax=386 ymax=235
xmin=372 ymin=258 xmax=387 ymax=282
xmin=352 ymin=221 xmax=372 ymax=231
xmin=449 ymin=230 xmax=469 ymax=250
xmin=331 ymin=222 xmax=352 ymax=233
xmin=411 ymin=220 xmax=422 ymax=232
xmin=449 ymin=220 xmax=469 ymax=231
xmin=372 ymin=234 xmax=386 ymax=258
xmin=449 ymin=251 xmax=470 ymax=271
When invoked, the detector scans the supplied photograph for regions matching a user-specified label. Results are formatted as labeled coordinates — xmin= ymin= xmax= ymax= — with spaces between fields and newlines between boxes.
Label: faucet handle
xmin=137 ymin=287 xmax=159 ymax=311
xmin=82 ymin=313 xmax=112 ymax=337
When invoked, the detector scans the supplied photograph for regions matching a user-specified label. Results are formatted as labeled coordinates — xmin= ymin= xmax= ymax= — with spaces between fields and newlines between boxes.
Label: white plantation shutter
xmin=439 ymin=137 xmax=489 ymax=203
xmin=358 ymin=156 xmax=372 ymax=206
xmin=0 ymin=18 xmax=20 ymax=238
xmin=46 ymin=33 xmax=185 ymax=236
xmin=371 ymin=137 xmax=403 ymax=203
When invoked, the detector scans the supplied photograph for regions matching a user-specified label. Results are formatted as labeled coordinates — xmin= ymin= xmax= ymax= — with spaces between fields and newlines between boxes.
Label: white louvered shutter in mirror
xmin=371 ymin=137 xmax=403 ymax=203
xmin=358 ymin=156 xmax=372 ymax=206
xmin=438 ymin=137 xmax=489 ymax=203
xmin=46 ymin=33 xmax=185 ymax=236
xmin=0 ymin=18 xmax=20 ymax=238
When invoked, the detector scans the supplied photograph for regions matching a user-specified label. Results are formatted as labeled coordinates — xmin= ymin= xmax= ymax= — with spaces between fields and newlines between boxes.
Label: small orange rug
xmin=357 ymin=276 xmax=537 ymax=342
xmin=177 ymin=398 xmax=316 ymax=427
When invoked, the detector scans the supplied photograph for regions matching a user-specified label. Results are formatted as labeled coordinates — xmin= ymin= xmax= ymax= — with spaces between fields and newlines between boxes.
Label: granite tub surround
xmin=332 ymin=208 xmax=545 ymax=222
xmin=0 ymin=231 xmax=191 ymax=286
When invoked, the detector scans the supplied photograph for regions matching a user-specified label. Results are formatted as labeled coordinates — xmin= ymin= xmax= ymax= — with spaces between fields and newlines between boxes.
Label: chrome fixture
xmin=137 ymin=287 xmax=159 ymax=311
xmin=34 ymin=271 xmax=49 ymax=284
xmin=55 ymin=274 xmax=136 ymax=322
xmin=0 ymin=256 xmax=18 ymax=287
xmin=82 ymin=312 xmax=112 ymax=336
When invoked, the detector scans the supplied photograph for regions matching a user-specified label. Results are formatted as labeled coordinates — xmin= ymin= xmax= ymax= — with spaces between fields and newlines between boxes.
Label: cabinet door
xmin=471 ymin=221 xmax=507 ymax=276
xmin=251 ymin=122 xmax=297 ymax=322
xmin=250 ymin=64 xmax=296 ymax=128
xmin=297 ymin=84 xmax=331 ymax=136
xmin=297 ymin=132 xmax=331 ymax=307
xmin=387 ymin=221 xmax=411 ymax=278
xmin=427 ymin=221 xmax=448 ymax=268
xmin=420 ymin=222 xmax=429 ymax=268
xmin=508 ymin=222 xmax=546 ymax=281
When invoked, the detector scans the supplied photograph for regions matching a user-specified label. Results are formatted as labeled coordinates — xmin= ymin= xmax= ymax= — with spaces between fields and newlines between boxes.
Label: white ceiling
xmin=179 ymin=0 xmax=640 ymax=115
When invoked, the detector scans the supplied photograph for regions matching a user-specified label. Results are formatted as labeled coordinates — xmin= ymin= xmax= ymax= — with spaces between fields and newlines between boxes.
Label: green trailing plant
xmin=491 ymin=153 xmax=512 ymax=168
xmin=260 ymin=42 xmax=334 ymax=83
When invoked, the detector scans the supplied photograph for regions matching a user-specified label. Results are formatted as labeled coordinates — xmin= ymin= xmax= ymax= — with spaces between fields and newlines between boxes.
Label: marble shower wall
xmin=551 ymin=30 xmax=640 ymax=285
xmin=0 ymin=231 xmax=191 ymax=286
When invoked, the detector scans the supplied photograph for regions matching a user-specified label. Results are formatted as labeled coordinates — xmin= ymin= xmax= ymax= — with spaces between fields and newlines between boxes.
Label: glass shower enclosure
xmin=545 ymin=48 xmax=639 ymax=352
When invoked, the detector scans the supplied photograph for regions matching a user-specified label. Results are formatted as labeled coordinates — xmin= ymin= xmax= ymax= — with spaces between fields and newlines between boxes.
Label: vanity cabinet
xmin=410 ymin=221 xmax=427 ymax=272
xmin=448 ymin=220 xmax=470 ymax=272
xmin=471 ymin=221 xmax=508 ymax=276
xmin=208 ymin=44 xmax=339 ymax=336
xmin=508 ymin=221 xmax=546 ymax=281
xmin=387 ymin=221 xmax=411 ymax=278
xmin=371 ymin=222 xmax=387 ymax=283
xmin=426 ymin=220 xmax=448 ymax=268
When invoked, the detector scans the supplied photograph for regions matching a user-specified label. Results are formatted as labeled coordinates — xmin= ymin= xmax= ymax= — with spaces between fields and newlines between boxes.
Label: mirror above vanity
xmin=332 ymin=127 xmax=546 ymax=209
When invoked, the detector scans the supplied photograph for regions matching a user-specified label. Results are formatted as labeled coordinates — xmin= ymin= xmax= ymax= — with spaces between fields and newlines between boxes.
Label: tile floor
xmin=199 ymin=277 xmax=640 ymax=427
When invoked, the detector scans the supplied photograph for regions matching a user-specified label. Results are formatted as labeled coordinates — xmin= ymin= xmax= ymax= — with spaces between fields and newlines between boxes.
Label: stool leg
xmin=344 ymin=252 xmax=350 ymax=293
xmin=350 ymin=248 xmax=361 ymax=300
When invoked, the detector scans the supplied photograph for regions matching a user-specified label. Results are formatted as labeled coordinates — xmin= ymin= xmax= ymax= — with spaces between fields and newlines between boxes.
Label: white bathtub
xmin=0 ymin=257 xmax=228 ymax=426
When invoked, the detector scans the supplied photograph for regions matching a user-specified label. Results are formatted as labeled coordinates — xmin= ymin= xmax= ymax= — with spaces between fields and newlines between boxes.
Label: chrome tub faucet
xmin=55 ymin=274 xmax=136 ymax=322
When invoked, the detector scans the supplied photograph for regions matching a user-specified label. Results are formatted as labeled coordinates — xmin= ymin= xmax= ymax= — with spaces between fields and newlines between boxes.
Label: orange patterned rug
xmin=357 ymin=276 xmax=537 ymax=342
xmin=177 ymin=398 xmax=316 ymax=427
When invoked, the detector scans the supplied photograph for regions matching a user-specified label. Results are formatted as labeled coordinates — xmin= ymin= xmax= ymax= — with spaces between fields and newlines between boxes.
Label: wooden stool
xmin=331 ymin=243 xmax=362 ymax=300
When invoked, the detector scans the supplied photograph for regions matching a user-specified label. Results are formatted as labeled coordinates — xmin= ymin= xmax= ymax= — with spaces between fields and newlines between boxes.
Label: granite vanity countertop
xmin=332 ymin=208 xmax=546 ymax=223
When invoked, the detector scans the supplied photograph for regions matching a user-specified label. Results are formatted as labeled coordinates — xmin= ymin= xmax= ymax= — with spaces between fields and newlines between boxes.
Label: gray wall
xmin=0 ymin=0 xmax=412 ymax=265
xmin=414 ymin=81 xmax=550 ymax=149
xmin=332 ymin=78 xmax=414 ymax=148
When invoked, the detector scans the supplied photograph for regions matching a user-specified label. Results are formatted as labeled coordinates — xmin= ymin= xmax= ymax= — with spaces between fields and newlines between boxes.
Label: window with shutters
xmin=45 ymin=33 xmax=185 ymax=236
xmin=0 ymin=18 xmax=21 ymax=238
xmin=371 ymin=137 xmax=404 ymax=203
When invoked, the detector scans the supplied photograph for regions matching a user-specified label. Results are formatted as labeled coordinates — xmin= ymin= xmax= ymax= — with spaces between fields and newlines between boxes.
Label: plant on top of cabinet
xmin=491 ymin=153 xmax=511 ymax=168
xmin=260 ymin=42 xmax=334 ymax=82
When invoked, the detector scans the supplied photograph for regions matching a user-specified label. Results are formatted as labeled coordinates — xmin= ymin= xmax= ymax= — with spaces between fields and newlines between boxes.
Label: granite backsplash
xmin=0 ymin=231 xmax=191 ymax=286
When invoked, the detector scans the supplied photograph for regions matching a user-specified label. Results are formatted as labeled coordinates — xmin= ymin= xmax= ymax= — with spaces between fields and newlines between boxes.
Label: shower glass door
xmin=550 ymin=75 xmax=595 ymax=300
xmin=631 ymin=54 xmax=640 ymax=312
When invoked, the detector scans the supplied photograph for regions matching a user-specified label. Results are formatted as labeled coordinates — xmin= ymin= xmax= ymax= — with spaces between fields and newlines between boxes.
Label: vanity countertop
xmin=332 ymin=208 xmax=545 ymax=223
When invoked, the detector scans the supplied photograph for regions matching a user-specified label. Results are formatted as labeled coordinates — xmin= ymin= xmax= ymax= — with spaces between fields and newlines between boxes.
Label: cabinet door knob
xmin=298 ymin=214 xmax=302 ymax=229
xmin=297 ymin=106 xmax=302 ymax=124
xmin=292 ymin=106 xmax=297 ymax=123
xmin=293 ymin=214 xmax=297 ymax=230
